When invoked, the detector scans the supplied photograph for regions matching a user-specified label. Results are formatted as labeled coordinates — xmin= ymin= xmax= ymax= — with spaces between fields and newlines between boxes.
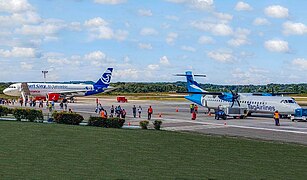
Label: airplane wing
xmin=176 ymin=91 xmax=224 ymax=95
xmin=50 ymin=86 xmax=118 ymax=96
xmin=252 ymin=92 xmax=298 ymax=96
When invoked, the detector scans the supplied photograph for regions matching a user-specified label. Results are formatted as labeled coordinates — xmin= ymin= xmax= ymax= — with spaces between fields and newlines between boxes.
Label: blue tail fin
xmin=94 ymin=68 xmax=113 ymax=87
xmin=185 ymin=71 xmax=204 ymax=93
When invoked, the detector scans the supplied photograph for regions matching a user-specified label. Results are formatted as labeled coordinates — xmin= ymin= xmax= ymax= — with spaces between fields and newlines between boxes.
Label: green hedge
xmin=12 ymin=108 xmax=43 ymax=122
xmin=52 ymin=112 xmax=84 ymax=125
xmin=153 ymin=120 xmax=162 ymax=130
xmin=140 ymin=120 xmax=149 ymax=129
xmin=88 ymin=116 xmax=125 ymax=128
xmin=0 ymin=106 xmax=12 ymax=117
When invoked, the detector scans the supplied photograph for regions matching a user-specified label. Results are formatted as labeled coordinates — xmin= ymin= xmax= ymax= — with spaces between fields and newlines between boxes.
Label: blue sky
xmin=1 ymin=0 xmax=307 ymax=84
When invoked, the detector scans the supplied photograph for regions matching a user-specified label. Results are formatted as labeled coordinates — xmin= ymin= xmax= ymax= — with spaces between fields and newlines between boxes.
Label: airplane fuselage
xmin=3 ymin=83 xmax=100 ymax=97
xmin=186 ymin=93 xmax=300 ymax=115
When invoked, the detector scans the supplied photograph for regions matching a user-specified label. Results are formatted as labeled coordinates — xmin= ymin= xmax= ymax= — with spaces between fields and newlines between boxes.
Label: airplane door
xmin=201 ymin=96 xmax=208 ymax=107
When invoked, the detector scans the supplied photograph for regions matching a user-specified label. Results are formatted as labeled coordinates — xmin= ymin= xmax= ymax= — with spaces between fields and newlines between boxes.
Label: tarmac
xmin=4 ymin=96 xmax=307 ymax=145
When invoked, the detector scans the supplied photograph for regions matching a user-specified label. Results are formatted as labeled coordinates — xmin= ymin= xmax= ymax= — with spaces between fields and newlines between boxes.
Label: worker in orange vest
xmin=194 ymin=105 xmax=198 ymax=114
xmin=100 ymin=108 xmax=106 ymax=118
xmin=274 ymin=110 xmax=280 ymax=126
xmin=148 ymin=106 xmax=153 ymax=120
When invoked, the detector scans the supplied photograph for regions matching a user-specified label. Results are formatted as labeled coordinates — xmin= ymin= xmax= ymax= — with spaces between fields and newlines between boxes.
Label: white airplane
xmin=3 ymin=68 xmax=116 ymax=101
xmin=178 ymin=71 xmax=301 ymax=116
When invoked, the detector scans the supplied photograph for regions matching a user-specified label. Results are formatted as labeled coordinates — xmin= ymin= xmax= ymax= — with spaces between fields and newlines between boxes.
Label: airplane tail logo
xmin=185 ymin=71 xmax=204 ymax=93
xmin=94 ymin=68 xmax=113 ymax=87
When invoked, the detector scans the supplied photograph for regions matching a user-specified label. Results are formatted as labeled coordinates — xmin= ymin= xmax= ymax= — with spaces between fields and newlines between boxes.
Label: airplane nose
xmin=3 ymin=88 xmax=9 ymax=95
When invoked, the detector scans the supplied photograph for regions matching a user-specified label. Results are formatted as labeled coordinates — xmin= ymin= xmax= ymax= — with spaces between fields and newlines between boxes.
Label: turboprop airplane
xmin=177 ymin=71 xmax=301 ymax=116
xmin=3 ymin=68 xmax=116 ymax=102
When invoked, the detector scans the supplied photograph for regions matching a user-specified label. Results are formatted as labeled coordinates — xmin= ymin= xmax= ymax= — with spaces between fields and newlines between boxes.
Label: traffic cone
xmin=176 ymin=109 xmax=179 ymax=112
xmin=128 ymin=122 xmax=131 ymax=126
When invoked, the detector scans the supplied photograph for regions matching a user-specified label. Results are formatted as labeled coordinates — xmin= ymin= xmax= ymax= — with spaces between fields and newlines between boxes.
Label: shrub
xmin=103 ymin=117 xmax=125 ymax=128
xmin=153 ymin=120 xmax=162 ymax=130
xmin=13 ymin=108 xmax=27 ymax=121
xmin=140 ymin=120 xmax=149 ymax=129
xmin=26 ymin=109 xmax=43 ymax=122
xmin=88 ymin=116 xmax=105 ymax=127
xmin=52 ymin=112 xmax=84 ymax=125
xmin=88 ymin=117 xmax=125 ymax=128
xmin=12 ymin=108 xmax=43 ymax=122
xmin=0 ymin=106 xmax=12 ymax=117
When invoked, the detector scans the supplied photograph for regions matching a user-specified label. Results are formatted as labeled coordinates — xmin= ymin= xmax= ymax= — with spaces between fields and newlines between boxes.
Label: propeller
xmin=230 ymin=89 xmax=240 ymax=107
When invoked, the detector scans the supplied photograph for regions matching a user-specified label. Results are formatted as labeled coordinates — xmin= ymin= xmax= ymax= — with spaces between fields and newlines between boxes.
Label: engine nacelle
xmin=48 ymin=93 xmax=60 ymax=102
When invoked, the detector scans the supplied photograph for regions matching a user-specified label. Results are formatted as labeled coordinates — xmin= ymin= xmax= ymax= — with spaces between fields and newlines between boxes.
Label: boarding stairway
xmin=20 ymin=83 xmax=30 ymax=103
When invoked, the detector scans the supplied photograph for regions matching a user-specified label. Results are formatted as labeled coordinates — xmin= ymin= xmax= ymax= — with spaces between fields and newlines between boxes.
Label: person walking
xmin=190 ymin=104 xmax=194 ymax=113
xmin=274 ymin=110 xmax=280 ymax=126
xmin=60 ymin=101 xmax=64 ymax=110
xmin=132 ymin=105 xmax=137 ymax=118
xmin=110 ymin=105 xmax=115 ymax=117
xmin=138 ymin=106 xmax=142 ymax=118
xmin=64 ymin=102 xmax=68 ymax=111
xmin=147 ymin=106 xmax=153 ymax=120
xmin=122 ymin=109 xmax=126 ymax=119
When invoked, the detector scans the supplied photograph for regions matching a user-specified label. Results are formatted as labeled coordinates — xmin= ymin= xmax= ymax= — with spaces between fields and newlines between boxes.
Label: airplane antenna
xmin=42 ymin=70 xmax=48 ymax=83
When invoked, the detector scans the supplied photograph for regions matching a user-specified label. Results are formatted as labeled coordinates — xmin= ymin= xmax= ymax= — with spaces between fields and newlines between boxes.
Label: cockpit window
xmin=288 ymin=100 xmax=295 ymax=103
xmin=281 ymin=99 xmax=296 ymax=104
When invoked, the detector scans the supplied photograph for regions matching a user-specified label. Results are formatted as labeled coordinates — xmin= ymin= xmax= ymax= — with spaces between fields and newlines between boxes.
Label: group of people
xmin=190 ymin=104 xmax=198 ymax=120
xmin=0 ymin=98 xmax=15 ymax=105
xmin=96 ymin=102 xmax=154 ymax=120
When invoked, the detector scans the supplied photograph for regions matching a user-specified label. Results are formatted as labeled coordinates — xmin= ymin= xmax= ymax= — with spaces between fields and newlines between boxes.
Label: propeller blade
xmin=237 ymin=100 xmax=241 ymax=107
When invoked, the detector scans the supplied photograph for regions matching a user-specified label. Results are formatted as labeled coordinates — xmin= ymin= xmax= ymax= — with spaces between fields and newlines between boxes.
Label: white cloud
xmin=85 ymin=51 xmax=107 ymax=60
xmin=84 ymin=17 xmax=128 ymax=41
xmin=253 ymin=18 xmax=270 ymax=26
xmin=114 ymin=30 xmax=129 ymax=41
xmin=138 ymin=9 xmax=153 ymax=16
xmin=213 ymin=12 xmax=233 ymax=23
xmin=283 ymin=21 xmax=307 ymax=35
xmin=230 ymin=68 xmax=270 ymax=84
xmin=159 ymin=56 xmax=170 ymax=65
xmin=292 ymin=58 xmax=307 ymax=70
xmin=191 ymin=21 xmax=233 ymax=36
xmin=147 ymin=64 xmax=159 ymax=70
xmin=94 ymin=0 xmax=126 ymax=5
xmin=198 ymin=36 xmax=215 ymax=44
xmin=85 ymin=17 xmax=108 ymax=27
xmin=264 ymin=40 xmax=289 ymax=53
xmin=20 ymin=62 xmax=33 ymax=70
xmin=113 ymin=68 xmax=139 ymax=80
xmin=138 ymin=43 xmax=153 ymax=50
xmin=235 ymin=1 xmax=252 ymax=11
xmin=166 ymin=0 xmax=214 ymax=11
xmin=207 ymin=50 xmax=234 ymax=62
xmin=0 ymin=0 xmax=33 ymax=13
xmin=264 ymin=5 xmax=289 ymax=18
xmin=16 ymin=21 xmax=64 ymax=36
xmin=228 ymin=28 xmax=250 ymax=47
xmin=140 ymin=28 xmax=158 ymax=36
xmin=181 ymin=46 xmax=196 ymax=52
xmin=0 ymin=47 xmax=37 ymax=58
xmin=166 ymin=32 xmax=178 ymax=45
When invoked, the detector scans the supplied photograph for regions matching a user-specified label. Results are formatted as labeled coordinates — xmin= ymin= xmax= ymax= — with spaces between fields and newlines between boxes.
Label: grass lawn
xmin=0 ymin=121 xmax=307 ymax=179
